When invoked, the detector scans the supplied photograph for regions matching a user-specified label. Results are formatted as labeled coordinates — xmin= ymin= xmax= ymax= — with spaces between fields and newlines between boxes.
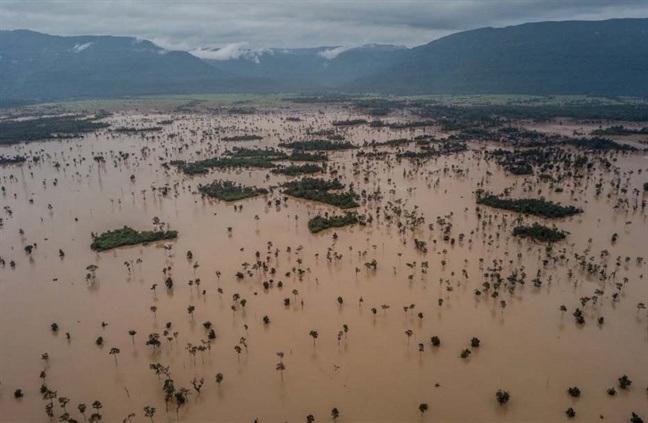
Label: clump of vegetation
xmin=282 ymin=178 xmax=358 ymax=209
xmin=226 ymin=147 xmax=287 ymax=159
xmin=0 ymin=114 xmax=110 ymax=145
xmin=332 ymin=119 xmax=367 ymax=126
xmin=308 ymin=213 xmax=359 ymax=233
xmin=592 ymin=125 xmax=648 ymax=136
xmin=564 ymin=137 xmax=637 ymax=151
xmin=91 ymin=226 xmax=177 ymax=251
xmin=513 ymin=223 xmax=567 ymax=242
xmin=0 ymin=155 xmax=27 ymax=165
xmin=222 ymin=134 xmax=263 ymax=141
xmin=198 ymin=180 xmax=268 ymax=202
xmin=113 ymin=127 xmax=163 ymax=133
xmin=495 ymin=390 xmax=510 ymax=406
xmin=287 ymin=151 xmax=328 ymax=162
xmin=476 ymin=191 xmax=582 ymax=218
xmin=396 ymin=142 xmax=468 ymax=159
xmin=273 ymin=164 xmax=324 ymax=176
xmin=178 ymin=157 xmax=276 ymax=175
xmin=279 ymin=140 xmax=355 ymax=151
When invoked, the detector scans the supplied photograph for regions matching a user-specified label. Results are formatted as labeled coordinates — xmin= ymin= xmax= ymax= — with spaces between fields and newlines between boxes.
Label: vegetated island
xmin=513 ymin=223 xmax=567 ymax=242
xmin=171 ymin=148 xmax=327 ymax=175
xmin=198 ymin=179 xmax=268 ymax=202
xmin=112 ymin=127 xmax=163 ymax=133
xmin=272 ymin=164 xmax=324 ymax=176
xmin=332 ymin=119 xmax=368 ymax=126
xmin=221 ymin=134 xmax=263 ymax=141
xmin=308 ymin=213 xmax=359 ymax=233
xmin=282 ymin=178 xmax=359 ymax=209
xmin=278 ymin=140 xmax=356 ymax=151
xmin=90 ymin=226 xmax=178 ymax=251
xmin=476 ymin=190 xmax=582 ymax=218
xmin=0 ymin=155 xmax=27 ymax=165
xmin=564 ymin=137 xmax=637 ymax=151
xmin=592 ymin=126 xmax=648 ymax=136
xmin=0 ymin=114 xmax=110 ymax=145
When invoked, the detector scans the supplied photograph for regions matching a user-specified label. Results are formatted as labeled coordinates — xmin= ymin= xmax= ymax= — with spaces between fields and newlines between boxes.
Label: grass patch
xmin=308 ymin=213 xmax=359 ymax=233
xmin=91 ymin=226 xmax=177 ymax=251
xmin=513 ymin=223 xmax=567 ymax=242
xmin=198 ymin=180 xmax=268 ymax=201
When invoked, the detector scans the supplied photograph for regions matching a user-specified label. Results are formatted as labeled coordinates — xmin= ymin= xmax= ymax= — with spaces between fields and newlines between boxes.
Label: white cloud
xmin=317 ymin=45 xmax=356 ymax=60
xmin=191 ymin=43 xmax=273 ymax=63
xmin=71 ymin=42 xmax=93 ymax=53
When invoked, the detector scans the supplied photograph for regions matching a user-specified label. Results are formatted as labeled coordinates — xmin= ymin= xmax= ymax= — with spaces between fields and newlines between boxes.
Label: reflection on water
xmin=0 ymin=110 xmax=646 ymax=423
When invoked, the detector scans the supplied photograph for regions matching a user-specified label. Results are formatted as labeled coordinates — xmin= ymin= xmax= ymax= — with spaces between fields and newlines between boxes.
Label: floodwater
xmin=0 ymin=109 xmax=647 ymax=423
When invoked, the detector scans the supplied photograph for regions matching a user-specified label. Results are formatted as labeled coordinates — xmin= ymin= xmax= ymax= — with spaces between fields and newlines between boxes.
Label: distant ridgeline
xmin=1 ymin=19 xmax=646 ymax=100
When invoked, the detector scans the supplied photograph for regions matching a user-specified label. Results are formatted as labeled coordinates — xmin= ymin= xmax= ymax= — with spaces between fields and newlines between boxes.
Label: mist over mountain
xmin=0 ymin=30 xmax=276 ymax=100
xmin=199 ymin=44 xmax=408 ymax=90
xmin=1 ymin=19 xmax=646 ymax=101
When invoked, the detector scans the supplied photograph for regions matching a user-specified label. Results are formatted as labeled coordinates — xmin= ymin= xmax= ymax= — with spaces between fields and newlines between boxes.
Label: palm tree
xmin=566 ymin=408 xmax=576 ymax=418
xmin=215 ymin=373 xmax=224 ymax=387
xmin=337 ymin=296 xmax=344 ymax=306
xmin=343 ymin=324 xmax=349 ymax=339
xmin=431 ymin=336 xmax=441 ymax=347
xmin=109 ymin=347 xmax=120 ymax=365
xmin=419 ymin=403 xmax=429 ymax=415
xmin=470 ymin=337 xmax=480 ymax=348
xmin=460 ymin=349 xmax=471 ymax=359
xmin=187 ymin=305 xmax=195 ymax=320
xmin=234 ymin=345 xmax=242 ymax=361
xmin=150 ymin=306 xmax=158 ymax=317
xmin=331 ymin=408 xmax=340 ymax=421
xmin=292 ymin=289 xmax=299 ymax=300
xmin=143 ymin=406 xmax=156 ymax=423
xmin=128 ymin=330 xmax=137 ymax=345
xmin=58 ymin=397 xmax=70 ymax=412
xmin=276 ymin=362 xmax=286 ymax=381
xmin=306 ymin=415 xmax=315 ymax=423
xmin=309 ymin=330 xmax=319 ymax=347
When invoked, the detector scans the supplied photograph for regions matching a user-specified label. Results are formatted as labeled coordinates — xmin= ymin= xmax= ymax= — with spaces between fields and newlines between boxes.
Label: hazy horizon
xmin=1 ymin=0 xmax=646 ymax=53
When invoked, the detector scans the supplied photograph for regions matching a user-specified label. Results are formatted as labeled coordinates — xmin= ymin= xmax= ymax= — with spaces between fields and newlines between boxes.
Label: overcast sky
xmin=1 ymin=0 xmax=646 ymax=52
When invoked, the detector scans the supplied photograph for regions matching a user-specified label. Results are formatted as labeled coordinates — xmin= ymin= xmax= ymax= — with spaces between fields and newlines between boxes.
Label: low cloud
xmin=191 ymin=43 xmax=273 ymax=63
xmin=317 ymin=45 xmax=356 ymax=60
xmin=71 ymin=42 xmax=93 ymax=53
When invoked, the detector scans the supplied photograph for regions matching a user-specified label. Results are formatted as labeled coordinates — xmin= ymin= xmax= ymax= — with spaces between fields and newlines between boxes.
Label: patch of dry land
xmin=0 ymin=100 xmax=647 ymax=423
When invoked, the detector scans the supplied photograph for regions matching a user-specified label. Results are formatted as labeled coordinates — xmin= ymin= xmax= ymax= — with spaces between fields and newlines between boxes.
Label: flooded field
xmin=0 ymin=106 xmax=647 ymax=423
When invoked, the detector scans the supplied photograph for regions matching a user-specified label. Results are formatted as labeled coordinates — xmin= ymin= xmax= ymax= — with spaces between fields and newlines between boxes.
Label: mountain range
xmin=1 ymin=18 xmax=646 ymax=101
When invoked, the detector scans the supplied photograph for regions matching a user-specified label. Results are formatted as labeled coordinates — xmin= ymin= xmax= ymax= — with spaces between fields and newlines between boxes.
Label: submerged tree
xmin=309 ymin=330 xmax=319 ymax=347
xmin=496 ymin=390 xmax=510 ymax=406
xmin=143 ymin=406 xmax=156 ymax=423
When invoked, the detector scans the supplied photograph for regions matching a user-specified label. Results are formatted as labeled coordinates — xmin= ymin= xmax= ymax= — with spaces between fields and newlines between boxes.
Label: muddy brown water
xmin=1 ymin=111 xmax=646 ymax=423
